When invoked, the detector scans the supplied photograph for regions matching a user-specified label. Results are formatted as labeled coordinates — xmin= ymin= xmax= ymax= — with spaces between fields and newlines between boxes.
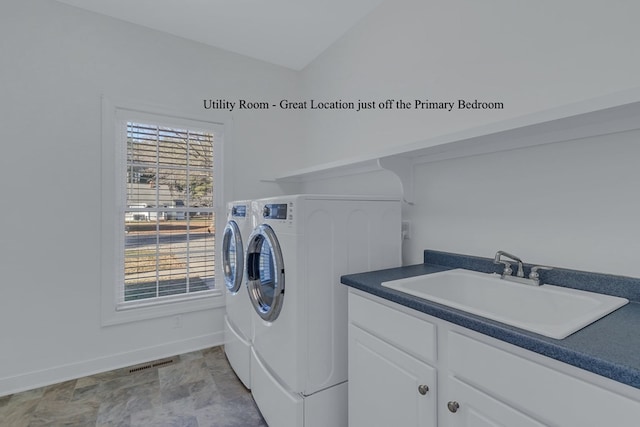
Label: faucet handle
xmin=529 ymin=265 xmax=552 ymax=280
xmin=496 ymin=261 xmax=512 ymax=276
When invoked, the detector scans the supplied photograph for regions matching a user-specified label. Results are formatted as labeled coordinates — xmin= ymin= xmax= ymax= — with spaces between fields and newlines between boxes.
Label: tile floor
xmin=0 ymin=346 xmax=267 ymax=427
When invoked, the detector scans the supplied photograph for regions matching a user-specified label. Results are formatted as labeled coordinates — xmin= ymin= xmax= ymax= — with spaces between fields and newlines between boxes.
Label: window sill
xmin=101 ymin=290 xmax=225 ymax=326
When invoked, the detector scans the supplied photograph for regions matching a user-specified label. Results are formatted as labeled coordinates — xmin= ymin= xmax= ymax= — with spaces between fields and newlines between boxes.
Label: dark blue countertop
xmin=341 ymin=251 xmax=640 ymax=390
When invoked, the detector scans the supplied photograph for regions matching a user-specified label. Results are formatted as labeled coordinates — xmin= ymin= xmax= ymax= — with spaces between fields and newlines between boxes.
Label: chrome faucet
xmin=493 ymin=250 xmax=552 ymax=286
xmin=494 ymin=250 xmax=525 ymax=278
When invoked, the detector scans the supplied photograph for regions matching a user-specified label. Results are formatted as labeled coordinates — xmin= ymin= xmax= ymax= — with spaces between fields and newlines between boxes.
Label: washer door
xmin=246 ymin=224 xmax=285 ymax=322
xmin=222 ymin=220 xmax=244 ymax=293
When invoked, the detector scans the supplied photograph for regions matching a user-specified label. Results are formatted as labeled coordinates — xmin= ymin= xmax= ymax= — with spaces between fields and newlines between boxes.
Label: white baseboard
xmin=0 ymin=331 xmax=225 ymax=397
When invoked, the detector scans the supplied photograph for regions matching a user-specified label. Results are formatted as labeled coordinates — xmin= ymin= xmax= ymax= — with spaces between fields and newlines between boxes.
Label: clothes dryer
xmin=222 ymin=200 xmax=254 ymax=388
xmin=246 ymin=195 xmax=401 ymax=427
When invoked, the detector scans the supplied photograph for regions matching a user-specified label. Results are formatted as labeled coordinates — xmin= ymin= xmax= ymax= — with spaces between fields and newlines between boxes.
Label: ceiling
xmin=55 ymin=0 xmax=386 ymax=71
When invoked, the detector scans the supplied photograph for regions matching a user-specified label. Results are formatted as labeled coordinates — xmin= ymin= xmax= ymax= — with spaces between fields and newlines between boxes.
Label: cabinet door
xmin=448 ymin=331 xmax=640 ymax=427
xmin=349 ymin=324 xmax=436 ymax=427
xmin=445 ymin=377 xmax=545 ymax=427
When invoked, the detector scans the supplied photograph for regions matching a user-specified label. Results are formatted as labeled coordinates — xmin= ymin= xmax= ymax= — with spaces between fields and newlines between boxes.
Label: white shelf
xmin=273 ymin=88 xmax=640 ymax=203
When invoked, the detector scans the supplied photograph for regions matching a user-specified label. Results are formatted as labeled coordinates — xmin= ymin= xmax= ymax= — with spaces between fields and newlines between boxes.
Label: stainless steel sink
xmin=381 ymin=268 xmax=628 ymax=339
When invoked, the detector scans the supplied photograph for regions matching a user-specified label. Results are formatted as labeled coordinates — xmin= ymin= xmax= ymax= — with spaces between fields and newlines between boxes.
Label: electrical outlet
xmin=402 ymin=220 xmax=411 ymax=240
xmin=173 ymin=315 xmax=182 ymax=329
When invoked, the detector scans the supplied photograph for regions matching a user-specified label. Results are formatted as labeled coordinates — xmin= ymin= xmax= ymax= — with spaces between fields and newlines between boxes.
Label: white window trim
xmin=101 ymin=96 xmax=228 ymax=326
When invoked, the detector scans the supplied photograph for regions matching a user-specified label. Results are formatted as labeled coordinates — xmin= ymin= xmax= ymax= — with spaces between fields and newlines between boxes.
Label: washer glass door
xmin=246 ymin=224 xmax=285 ymax=321
xmin=222 ymin=220 xmax=244 ymax=293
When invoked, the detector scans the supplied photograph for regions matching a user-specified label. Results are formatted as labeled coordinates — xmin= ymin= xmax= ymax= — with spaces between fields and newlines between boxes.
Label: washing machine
xmin=222 ymin=200 xmax=254 ymax=389
xmin=246 ymin=195 xmax=402 ymax=427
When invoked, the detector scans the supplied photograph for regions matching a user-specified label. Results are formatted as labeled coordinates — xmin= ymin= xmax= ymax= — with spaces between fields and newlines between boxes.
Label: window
xmin=101 ymin=99 xmax=225 ymax=325
xmin=123 ymin=122 xmax=215 ymax=305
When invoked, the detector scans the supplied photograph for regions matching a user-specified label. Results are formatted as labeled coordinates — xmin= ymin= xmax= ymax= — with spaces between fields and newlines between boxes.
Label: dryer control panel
xmin=262 ymin=203 xmax=289 ymax=220
xmin=231 ymin=205 xmax=247 ymax=217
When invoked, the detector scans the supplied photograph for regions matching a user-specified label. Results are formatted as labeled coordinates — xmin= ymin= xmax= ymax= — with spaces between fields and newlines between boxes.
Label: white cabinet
xmin=348 ymin=290 xmax=640 ymax=427
xmin=349 ymin=325 xmax=436 ymax=427
xmin=445 ymin=376 xmax=544 ymax=427
xmin=348 ymin=291 xmax=437 ymax=427
xmin=447 ymin=331 xmax=640 ymax=427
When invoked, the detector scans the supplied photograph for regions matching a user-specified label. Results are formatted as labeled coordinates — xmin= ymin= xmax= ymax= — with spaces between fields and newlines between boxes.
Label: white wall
xmin=0 ymin=0 xmax=301 ymax=395
xmin=298 ymin=0 xmax=640 ymax=276
xmin=300 ymin=0 xmax=640 ymax=164
xmin=408 ymin=132 xmax=640 ymax=274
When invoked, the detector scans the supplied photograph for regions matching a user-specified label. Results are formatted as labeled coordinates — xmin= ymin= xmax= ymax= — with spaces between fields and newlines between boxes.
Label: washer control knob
xmin=263 ymin=206 xmax=270 ymax=217
xmin=447 ymin=401 xmax=460 ymax=413
xmin=418 ymin=385 xmax=429 ymax=395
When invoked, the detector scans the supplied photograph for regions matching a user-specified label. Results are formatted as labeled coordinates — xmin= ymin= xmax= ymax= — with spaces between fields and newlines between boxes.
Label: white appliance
xmin=222 ymin=200 xmax=254 ymax=388
xmin=246 ymin=195 xmax=402 ymax=427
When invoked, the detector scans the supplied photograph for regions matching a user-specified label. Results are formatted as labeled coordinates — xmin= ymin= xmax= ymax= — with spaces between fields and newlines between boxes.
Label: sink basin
xmin=381 ymin=268 xmax=628 ymax=339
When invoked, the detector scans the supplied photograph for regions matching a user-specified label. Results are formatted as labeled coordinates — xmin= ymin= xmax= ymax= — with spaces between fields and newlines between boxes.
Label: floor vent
xmin=128 ymin=357 xmax=176 ymax=374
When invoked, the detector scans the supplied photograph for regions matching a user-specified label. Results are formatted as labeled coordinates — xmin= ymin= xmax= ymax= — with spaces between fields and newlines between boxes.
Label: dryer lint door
xmin=246 ymin=224 xmax=285 ymax=322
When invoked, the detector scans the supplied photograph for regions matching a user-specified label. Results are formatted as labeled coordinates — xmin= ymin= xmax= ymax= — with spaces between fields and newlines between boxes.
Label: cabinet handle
xmin=418 ymin=384 xmax=429 ymax=395
xmin=447 ymin=401 xmax=460 ymax=413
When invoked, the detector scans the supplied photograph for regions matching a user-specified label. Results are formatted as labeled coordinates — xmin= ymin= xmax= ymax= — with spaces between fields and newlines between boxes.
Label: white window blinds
xmin=119 ymin=122 xmax=216 ymax=308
